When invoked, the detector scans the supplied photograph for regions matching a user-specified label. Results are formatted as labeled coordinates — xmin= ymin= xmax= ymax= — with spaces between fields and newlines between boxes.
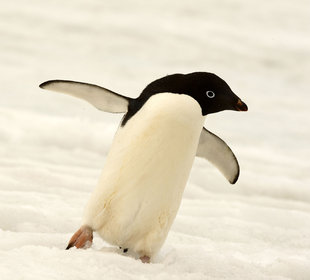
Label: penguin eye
xmin=206 ymin=91 xmax=215 ymax=98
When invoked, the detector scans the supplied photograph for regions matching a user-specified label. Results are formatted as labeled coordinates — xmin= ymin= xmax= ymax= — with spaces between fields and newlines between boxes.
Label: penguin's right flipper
xmin=196 ymin=127 xmax=240 ymax=184
xmin=40 ymin=80 xmax=131 ymax=113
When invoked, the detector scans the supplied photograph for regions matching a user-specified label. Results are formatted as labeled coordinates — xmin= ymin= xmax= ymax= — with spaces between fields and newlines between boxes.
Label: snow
xmin=0 ymin=0 xmax=309 ymax=279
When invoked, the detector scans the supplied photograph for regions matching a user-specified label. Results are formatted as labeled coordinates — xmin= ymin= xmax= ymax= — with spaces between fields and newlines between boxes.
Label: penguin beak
xmin=234 ymin=99 xmax=248 ymax=111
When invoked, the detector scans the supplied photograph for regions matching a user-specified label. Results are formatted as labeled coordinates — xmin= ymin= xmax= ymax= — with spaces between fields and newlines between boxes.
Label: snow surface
xmin=1 ymin=0 xmax=309 ymax=279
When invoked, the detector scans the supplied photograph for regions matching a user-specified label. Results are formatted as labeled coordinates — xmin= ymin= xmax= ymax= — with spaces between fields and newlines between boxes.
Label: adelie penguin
xmin=40 ymin=72 xmax=248 ymax=263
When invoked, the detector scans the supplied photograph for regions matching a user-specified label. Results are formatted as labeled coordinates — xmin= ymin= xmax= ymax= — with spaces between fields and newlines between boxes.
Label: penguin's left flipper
xmin=40 ymin=80 xmax=132 ymax=113
xmin=196 ymin=128 xmax=240 ymax=184
xmin=66 ymin=225 xmax=93 ymax=250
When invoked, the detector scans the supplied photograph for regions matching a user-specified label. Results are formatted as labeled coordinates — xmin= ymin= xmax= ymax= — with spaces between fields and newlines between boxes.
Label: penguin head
xmin=141 ymin=72 xmax=248 ymax=115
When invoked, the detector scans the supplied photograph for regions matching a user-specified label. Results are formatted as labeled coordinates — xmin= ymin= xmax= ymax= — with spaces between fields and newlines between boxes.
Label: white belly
xmin=83 ymin=93 xmax=205 ymax=256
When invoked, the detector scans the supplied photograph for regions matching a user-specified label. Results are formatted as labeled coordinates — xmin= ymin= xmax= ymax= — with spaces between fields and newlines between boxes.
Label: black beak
xmin=234 ymin=99 xmax=248 ymax=111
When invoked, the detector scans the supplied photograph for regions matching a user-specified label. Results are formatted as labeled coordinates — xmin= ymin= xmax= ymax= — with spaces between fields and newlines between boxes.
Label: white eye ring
xmin=206 ymin=91 xmax=215 ymax=98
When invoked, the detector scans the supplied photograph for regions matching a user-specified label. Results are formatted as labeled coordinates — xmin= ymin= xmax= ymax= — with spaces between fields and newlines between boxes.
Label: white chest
xmin=83 ymin=93 xmax=205 ymax=255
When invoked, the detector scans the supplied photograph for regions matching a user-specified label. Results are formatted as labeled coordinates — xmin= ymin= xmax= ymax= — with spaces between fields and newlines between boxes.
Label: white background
xmin=0 ymin=0 xmax=309 ymax=279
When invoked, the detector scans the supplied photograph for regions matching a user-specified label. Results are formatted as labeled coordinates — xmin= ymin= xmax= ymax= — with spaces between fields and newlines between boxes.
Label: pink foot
xmin=140 ymin=255 xmax=151 ymax=263
xmin=66 ymin=225 xmax=93 ymax=250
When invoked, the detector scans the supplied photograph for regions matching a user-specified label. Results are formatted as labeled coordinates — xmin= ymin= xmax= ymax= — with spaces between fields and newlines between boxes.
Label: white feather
xmin=197 ymin=128 xmax=239 ymax=184
xmin=82 ymin=93 xmax=205 ymax=257
xmin=39 ymin=80 xmax=129 ymax=113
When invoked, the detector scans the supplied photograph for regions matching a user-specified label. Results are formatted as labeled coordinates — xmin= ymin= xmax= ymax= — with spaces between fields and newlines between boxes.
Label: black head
xmin=121 ymin=72 xmax=247 ymax=126
xmin=140 ymin=72 xmax=248 ymax=115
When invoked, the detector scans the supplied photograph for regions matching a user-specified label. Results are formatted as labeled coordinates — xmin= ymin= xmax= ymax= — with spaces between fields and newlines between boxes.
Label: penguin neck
xmin=122 ymin=92 xmax=204 ymax=127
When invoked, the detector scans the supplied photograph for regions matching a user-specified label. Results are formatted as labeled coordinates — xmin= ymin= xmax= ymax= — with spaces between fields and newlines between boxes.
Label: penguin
xmin=40 ymin=72 xmax=247 ymax=263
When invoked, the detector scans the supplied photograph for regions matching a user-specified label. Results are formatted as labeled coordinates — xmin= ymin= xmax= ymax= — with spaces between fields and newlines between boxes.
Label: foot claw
xmin=140 ymin=255 xmax=150 ymax=263
xmin=66 ymin=226 xmax=93 ymax=250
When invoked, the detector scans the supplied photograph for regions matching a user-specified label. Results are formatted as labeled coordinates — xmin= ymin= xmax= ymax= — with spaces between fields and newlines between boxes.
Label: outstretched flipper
xmin=196 ymin=127 xmax=240 ymax=184
xmin=40 ymin=80 xmax=131 ymax=113
xmin=66 ymin=225 xmax=93 ymax=250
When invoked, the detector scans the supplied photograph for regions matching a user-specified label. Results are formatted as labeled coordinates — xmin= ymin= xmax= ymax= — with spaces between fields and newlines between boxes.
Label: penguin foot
xmin=66 ymin=225 xmax=93 ymax=250
xmin=140 ymin=255 xmax=151 ymax=263
xmin=119 ymin=247 xmax=129 ymax=253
